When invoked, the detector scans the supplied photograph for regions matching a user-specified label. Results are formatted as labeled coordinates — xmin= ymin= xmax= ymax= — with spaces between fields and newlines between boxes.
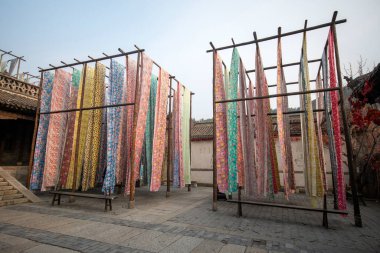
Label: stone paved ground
xmin=0 ymin=187 xmax=379 ymax=252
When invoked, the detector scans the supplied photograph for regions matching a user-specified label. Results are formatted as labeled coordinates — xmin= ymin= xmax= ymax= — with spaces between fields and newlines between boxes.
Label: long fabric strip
xmin=215 ymin=54 xmax=229 ymax=192
xmin=276 ymin=36 xmax=294 ymax=197
xmin=238 ymin=59 xmax=247 ymax=188
xmin=97 ymin=105 xmax=107 ymax=184
xmin=66 ymin=66 xmax=95 ymax=189
xmin=102 ymin=60 xmax=124 ymax=193
xmin=321 ymin=50 xmax=339 ymax=209
xmin=328 ymin=30 xmax=346 ymax=210
xmin=177 ymin=83 xmax=185 ymax=188
xmin=145 ymin=75 xmax=157 ymax=186
xmin=255 ymin=47 xmax=272 ymax=197
xmin=182 ymin=86 xmax=191 ymax=185
xmin=30 ymin=72 xmax=54 ymax=190
xmin=245 ymin=81 xmax=257 ymax=198
xmin=82 ymin=63 xmax=106 ymax=191
xmin=300 ymin=34 xmax=323 ymax=204
xmin=41 ymin=69 xmax=71 ymax=191
xmin=227 ymin=48 xmax=239 ymax=193
xmin=131 ymin=54 xmax=153 ymax=190
xmin=316 ymin=73 xmax=328 ymax=191
xmin=173 ymin=90 xmax=179 ymax=186
xmin=59 ymin=69 xmax=80 ymax=187
xmin=124 ymin=58 xmax=137 ymax=194
xmin=150 ymin=68 xmax=170 ymax=191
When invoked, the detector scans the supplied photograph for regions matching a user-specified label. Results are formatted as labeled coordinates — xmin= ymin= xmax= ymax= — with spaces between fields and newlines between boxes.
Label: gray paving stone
xmin=160 ymin=236 xmax=203 ymax=253
xmin=219 ymin=243 xmax=246 ymax=253
xmin=190 ymin=239 xmax=224 ymax=253
xmin=23 ymin=244 xmax=80 ymax=253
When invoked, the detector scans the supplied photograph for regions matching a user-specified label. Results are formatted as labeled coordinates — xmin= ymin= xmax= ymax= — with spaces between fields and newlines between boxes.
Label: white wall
xmin=191 ymin=138 xmax=350 ymax=190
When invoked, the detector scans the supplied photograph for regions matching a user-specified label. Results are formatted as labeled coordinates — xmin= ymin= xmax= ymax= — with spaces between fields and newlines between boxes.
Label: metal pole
xmin=129 ymin=51 xmax=142 ymax=208
xmin=26 ymin=72 xmax=44 ymax=189
xmin=212 ymin=46 xmax=217 ymax=211
xmin=206 ymin=19 xmax=347 ymax=53
xmin=332 ymin=22 xmax=362 ymax=227
xmin=72 ymin=63 xmax=88 ymax=193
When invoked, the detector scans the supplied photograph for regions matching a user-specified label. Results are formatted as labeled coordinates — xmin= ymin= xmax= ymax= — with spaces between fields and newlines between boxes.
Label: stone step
xmin=0 ymin=197 xmax=28 ymax=207
xmin=1 ymin=189 xmax=19 ymax=195
xmin=0 ymin=181 xmax=9 ymax=186
xmin=2 ymin=193 xmax=24 ymax=201
xmin=0 ymin=177 xmax=4 ymax=182
xmin=0 ymin=186 xmax=13 ymax=191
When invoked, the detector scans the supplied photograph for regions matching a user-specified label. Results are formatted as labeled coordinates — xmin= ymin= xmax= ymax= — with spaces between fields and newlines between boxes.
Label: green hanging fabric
xmin=182 ymin=86 xmax=191 ymax=185
xmin=227 ymin=48 xmax=239 ymax=193
xmin=145 ymin=75 xmax=157 ymax=186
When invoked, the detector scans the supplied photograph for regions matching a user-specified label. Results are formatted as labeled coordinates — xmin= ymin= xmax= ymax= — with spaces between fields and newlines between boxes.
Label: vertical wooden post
xmin=72 ymin=63 xmax=88 ymax=193
xmin=212 ymin=48 xmax=217 ymax=211
xmin=129 ymin=51 xmax=142 ymax=208
xmin=322 ymin=193 xmax=328 ymax=228
xmin=188 ymin=93 xmax=193 ymax=192
xmin=26 ymin=72 xmax=44 ymax=189
xmin=332 ymin=20 xmax=362 ymax=227
xmin=166 ymin=78 xmax=173 ymax=197
xmin=238 ymin=186 xmax=242 ymax=217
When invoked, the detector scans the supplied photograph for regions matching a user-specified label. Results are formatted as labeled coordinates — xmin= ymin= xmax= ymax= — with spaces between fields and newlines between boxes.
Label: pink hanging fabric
xmin=215 ymin=54 xmax=229 ymax=192
xmin=238 ymin=59 xmax=248 ymax=188
xmin=124 ymin=58 xmax=137 ymax=194
xmin=177 ymin=82 xmax=185 ymax=188
xmin=41 ymin=69 xmax=71 ymax=191
xmin=132 ymin=53 xmax=153 ymax=187
xmin=328 ymin=29 xmax=346 ymax=210
xmin=150 ymin=68 xmax=170 ymax=191
xmin=237 ymin=106 xmax=244 ymax=187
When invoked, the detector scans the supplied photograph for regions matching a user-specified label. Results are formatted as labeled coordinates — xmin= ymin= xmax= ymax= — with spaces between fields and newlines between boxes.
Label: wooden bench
xmin=227 ymin=199 xmax=348 ymax=228
xmin=50 ymin=191 xmax=118 ymax=211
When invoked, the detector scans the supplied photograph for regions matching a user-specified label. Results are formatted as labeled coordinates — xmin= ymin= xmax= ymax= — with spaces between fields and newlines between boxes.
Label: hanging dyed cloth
xmin=254 ymin=47 xmax=270 ymax=197
xmin=174 ymin=83 xmax=185 ymax=188
xmin=237 ymin=59 xmax=247 ymax=188
xmin=124 ymin=58 xmax=137 ymax=194
xmin=8 ymin=58 xmax=18 ymax=76
xmin=227 ymin=48 xmax=239 ymax=193
xmin=245 ymin=80 xmax=257 ymax=198
xmin=321 ymin=49 xmax=339 ymax=209
xmin=215 ymin=54 xmax=229 ymax=193
xmin=66 ymin=66 xmax=95 ymax=189
xmin=182 ymin=86 xmax=191 ymax=186
xmin=130 ymin=54 xmax=153 ymax=191
xmin=300 ymin=33 xmax=324 ymax=205
xmin=82 ymin=62 xmax=106 ymax=191
xmin=150 ymin=69 xmax=170 ymax=191
xmin=316 ymin=73 xmax=328 ymax=191
xmin=328 ymin=30 xmax=346 ymax=210
xmin=102 ymin=60 xmax=125 ymax=193
xmin=173 ymin=90 xmax=179 ymax=187
xmin=30 ymin=72 xmax=54 ymax=190
xmin=97 ymin=106 xmax=108 ymax=184
xmin=59 ymin=69 xmax=81 ymax=188
xmin=41 ymin=69 xmax=71 ymax=191
xmin=144 ymin=75 xmax=158 ymax=185
xmin=276 ymin=35 xmax=295 ymax=197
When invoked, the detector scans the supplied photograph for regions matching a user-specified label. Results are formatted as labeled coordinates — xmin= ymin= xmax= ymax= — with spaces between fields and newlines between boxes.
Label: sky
xmin=1 ymin=0 xmax=379 ymax=119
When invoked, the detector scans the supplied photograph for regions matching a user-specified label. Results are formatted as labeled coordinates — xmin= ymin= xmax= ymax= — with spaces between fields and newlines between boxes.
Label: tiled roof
xmin=191 ymin=121 xmax=213 ymax=140
xmin=0 ymin=73 xmax=38 ymax=114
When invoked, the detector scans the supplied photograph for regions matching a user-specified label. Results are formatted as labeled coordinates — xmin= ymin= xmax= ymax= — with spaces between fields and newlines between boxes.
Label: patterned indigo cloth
xmin=276 ymin=36 xmax=295 ymax=198
xmin=30 ymin=71 xmax=54 ymax=190
xmin=150 ymin=68 xmax=170 ymax=191
xmin=124 ymin=58 xmax=137 ymax=195
xmin=41 ymin=69 xmax=71 ymax=191
xmin=59 ymin=69 xmax=80 ymax=188
xmin=328 ymin=30 xmax=346 ymax=210
xmin=215 ymin=54 xmax=229 ymax=193
xmin=145 ymin=75 xmax=157 ymax=186
xmin=131 ymin=54 xmax=153 ymax=191
xmin=300 ymin=33 xmax=323 ymax=206
xmin=82 ymin=62 xmax=106 ymax=191
xmin=182 ymin=86 xmax=191 ymax=185
xmin=66 ymin=66 xmax=95 ymax=190
xmin=227 ymin=48 xmax=239 ymax=193
xmin=321 ymin=49 xmax=338 ymax=209
xmin=102 ymin=60 xmax=125 ymax=193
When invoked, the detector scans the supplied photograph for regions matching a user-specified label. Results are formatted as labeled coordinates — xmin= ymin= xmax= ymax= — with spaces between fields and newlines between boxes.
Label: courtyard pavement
xmin=0 ymin=187 xmax=379 ymax=253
